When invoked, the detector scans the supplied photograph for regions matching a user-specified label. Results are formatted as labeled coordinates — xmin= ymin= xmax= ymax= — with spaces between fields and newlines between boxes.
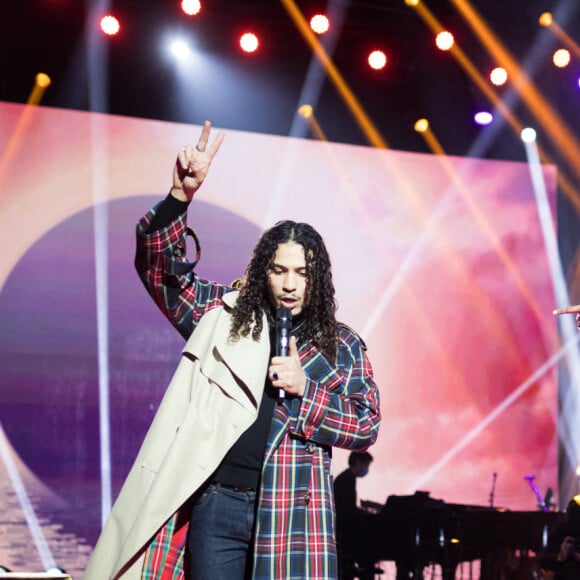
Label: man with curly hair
xmin=84 ymin=122 xmax=381 ymax=580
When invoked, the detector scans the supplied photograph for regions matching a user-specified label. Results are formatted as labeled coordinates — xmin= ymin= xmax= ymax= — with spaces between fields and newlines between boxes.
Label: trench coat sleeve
xmin=290 ymin=324 xmax=380 ymax=450
xmin=134 ymin=204 xmax=231 ymax=339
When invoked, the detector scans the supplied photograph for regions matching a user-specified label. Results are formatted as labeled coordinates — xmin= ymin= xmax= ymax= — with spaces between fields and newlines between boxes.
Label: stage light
xmin=181 ymin=0 xmax=201 ymax=16
xmin=474 ymin=111 xmax=493 ymax=126
xmin=36 ymin=73 xmax=51 ymax=89
xmin=414 ymin=118 xmax=429 ymax=133
xmin=296 ymin=104 xmax=326 ymax=140
xmin=28 ymin=72 xmax=52 ymax=105
xmin=553 ymin=48 xmax=571 ymax=68
xmin=521 ymin=127 xmax=537 ymax=143
xmin=539 ymin=12 xmax=553 ymax=27
xmin=435 ymin=31 xmax=454 ymax=51
xmin=368 ymin=50 xmax=387 ymax=71
xmin=404 ymin=0 xmax=419 ymax=6
xmin=169 ymin=39 xmax=191 ymax=60
xmin=489 ymin=66 xmax=508 ymax=86
xmin=100 ymin=15 xmax=120 ymax=36
xmin=310 ymin=14 xmax=329 ymax=35
xmin=298 ymin=104 xmax=313 ymax=118
xmin=239 ymin=32 xmax=259 ymax=53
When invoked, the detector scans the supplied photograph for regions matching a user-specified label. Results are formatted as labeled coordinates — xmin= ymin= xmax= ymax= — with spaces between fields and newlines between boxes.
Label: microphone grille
xmin=276 ymin=307 xmax=292 ymax=327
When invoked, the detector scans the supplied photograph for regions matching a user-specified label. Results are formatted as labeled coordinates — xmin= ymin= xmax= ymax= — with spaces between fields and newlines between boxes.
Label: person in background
xmin=539 ymin=535 xmax=580 ymax=579
xmin=334 ymin=451 xmax=375 ymax=580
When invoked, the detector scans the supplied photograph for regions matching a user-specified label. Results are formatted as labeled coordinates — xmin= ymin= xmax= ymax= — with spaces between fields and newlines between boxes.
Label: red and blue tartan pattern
xmin=135 ymin=206 xmax=231 ymax=339
xmin=253 ymin=330 xmax=380 ymax=579
xmin=135 ymin=207 xmax=381 ymax=579
xmin=142 ymin=511 xmax=186 ymax=580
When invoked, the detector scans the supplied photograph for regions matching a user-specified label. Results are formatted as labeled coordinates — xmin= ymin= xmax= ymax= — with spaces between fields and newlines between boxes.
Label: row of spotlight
xmin=97 ymin=3 xmax=579 ymax=78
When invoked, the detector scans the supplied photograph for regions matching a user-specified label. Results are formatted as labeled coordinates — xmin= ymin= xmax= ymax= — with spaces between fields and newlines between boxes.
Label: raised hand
xmin=171 ymin=120 xmax=225 ymax=202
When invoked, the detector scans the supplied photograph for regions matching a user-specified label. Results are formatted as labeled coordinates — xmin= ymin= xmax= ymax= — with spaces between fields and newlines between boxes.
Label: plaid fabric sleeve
xmin=135 ymin=204 xmax=229 ymax=339
xmin=291 ymin=325 xmax=381 ymax=450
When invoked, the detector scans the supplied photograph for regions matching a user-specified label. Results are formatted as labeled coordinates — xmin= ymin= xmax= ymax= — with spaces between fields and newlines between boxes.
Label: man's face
xmin=267 ymin=242 xmax=308 ymax=316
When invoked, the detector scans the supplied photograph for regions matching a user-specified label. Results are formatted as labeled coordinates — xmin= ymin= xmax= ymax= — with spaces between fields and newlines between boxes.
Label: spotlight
xmin=404 ymin=0 xmax=420 ymax=6
xmin=490 ymin=66 xmax=508 ymax=86
xmin=553 ymin=48 xmax=571 ymax=68
xmin=539 ymin=12 xmax=553 ymax=27
xmin=368 ymin=50 xmax=387 ymax=71
xmin=100 ymin=14 xmax=120 ymax=36
xmin=298 ymin=104 xmax=313 ymax=119
xmin=181 ymin=0 xmax=201 ymax=16
xmin=28 ymin=72 xmax=52 ymax=105
xmin=521 ymin=127 xmax=537 ymax=143
xmin=310 ymin=14 xmax=329 ymax=35
xmin=414 ymin=118 xmax=429 ymax=133
xmin=435 ymin=31 xmax=454 ymax=51
xmin=239 ymin=32 xmax=259 ymax=54
xmin=474 ymin=111 xmax=493 ymax=126
xmin=169 ymin=39 xmax=191 ymax=60
xmin=36 ymin=73 xmax=51 ymax=89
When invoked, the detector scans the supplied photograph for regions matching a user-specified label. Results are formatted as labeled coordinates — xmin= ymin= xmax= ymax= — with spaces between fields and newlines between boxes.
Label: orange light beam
xmin=450 ymin=0 xmax=580 ymax=183
xmin=412 ymin=2 xmax=522 ymax=136
xmin=27 ymin=74 xmax=51 ymax=106
xmin=0 ymin=73 xmax=51 ymax=187
xmin=409 ymin=1 xmax=580 ymax=211
xmin=280 ymin=0 xmax=388 ymax=149
xmin=548 ymin=20 xmax=580 ymax=60
xmin=298 ymin=107 xmax=328 ymax=141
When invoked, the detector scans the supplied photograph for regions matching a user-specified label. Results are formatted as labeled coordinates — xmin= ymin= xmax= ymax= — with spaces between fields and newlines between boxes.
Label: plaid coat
xmin=85 ymin=205 xmax=381 ymax=580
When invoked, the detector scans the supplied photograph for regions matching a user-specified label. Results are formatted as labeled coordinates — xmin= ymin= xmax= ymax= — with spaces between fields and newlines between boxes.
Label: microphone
xmin=524 ymin=473 xmax=549 ymax=512
xmin=275 ymin=307 xmax=292 ymax=401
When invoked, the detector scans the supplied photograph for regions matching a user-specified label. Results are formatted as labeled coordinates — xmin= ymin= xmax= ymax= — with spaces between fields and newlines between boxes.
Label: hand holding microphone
xmin=271 ymin=307 xmax=306 ymax=400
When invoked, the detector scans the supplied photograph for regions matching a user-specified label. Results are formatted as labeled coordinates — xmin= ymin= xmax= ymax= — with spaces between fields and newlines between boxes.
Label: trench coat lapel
xmin=183 ymin=291 xmax=270 ymax=413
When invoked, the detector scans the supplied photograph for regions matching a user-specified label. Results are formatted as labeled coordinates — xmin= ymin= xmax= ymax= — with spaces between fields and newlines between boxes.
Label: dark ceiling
xmin=2 ymin=0 xmax=580 ymax=164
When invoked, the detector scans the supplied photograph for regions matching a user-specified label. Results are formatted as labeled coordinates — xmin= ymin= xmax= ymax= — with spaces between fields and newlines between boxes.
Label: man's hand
xmin=171 ymin=120 xmax=225 ymax=202
xmin=269 ymin=336 xmax=307 ymax=397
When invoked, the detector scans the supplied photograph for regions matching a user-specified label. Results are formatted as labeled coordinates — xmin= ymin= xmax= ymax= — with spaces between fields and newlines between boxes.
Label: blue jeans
xmin=188 ymin=482 xmax=257 ymax=580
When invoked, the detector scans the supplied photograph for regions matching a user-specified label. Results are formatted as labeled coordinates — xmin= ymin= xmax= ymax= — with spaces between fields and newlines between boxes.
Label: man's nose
xmin=282 ymin=273 xmax=296 ymax=291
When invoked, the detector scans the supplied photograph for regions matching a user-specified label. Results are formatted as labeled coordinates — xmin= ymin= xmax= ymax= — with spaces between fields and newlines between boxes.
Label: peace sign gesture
xmin=171 ymin=120 xmax=225 ymax=202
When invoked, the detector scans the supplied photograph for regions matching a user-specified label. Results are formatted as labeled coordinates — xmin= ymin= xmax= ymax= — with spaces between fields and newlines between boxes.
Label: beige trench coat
xmin=83 ymin=292 xmax=269 ymax=579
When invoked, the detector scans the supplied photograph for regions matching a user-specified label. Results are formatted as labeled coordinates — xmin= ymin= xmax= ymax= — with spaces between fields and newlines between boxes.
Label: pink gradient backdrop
xmin=0 ymin=102 xmax=558 ymax=575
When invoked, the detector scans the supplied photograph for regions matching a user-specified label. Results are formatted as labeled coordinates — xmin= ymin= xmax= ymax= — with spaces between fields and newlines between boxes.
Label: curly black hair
xmin=229 ymin=220 xmax=338 ymax=361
